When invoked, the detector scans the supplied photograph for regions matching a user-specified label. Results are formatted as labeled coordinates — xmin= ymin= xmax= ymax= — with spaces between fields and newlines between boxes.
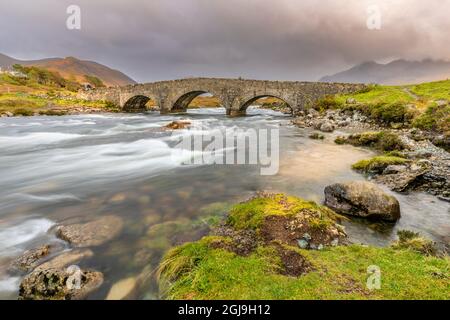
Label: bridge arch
xmin=171 ymin=90 xmax=225 ymax=113
xmin=123 ymin=94 xmax=159 ymax=112
xmin=239 ymin=95 xmax=294 ymax=115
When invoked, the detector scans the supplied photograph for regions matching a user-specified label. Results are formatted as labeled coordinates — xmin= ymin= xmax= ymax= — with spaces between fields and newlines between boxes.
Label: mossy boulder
xmin=352 ymin=156 xmax=409 ymax=174
xmin=226 ymin=192 xmax=346 ymax=249
xmin=335 ymin=131 xmax=406 ymax=152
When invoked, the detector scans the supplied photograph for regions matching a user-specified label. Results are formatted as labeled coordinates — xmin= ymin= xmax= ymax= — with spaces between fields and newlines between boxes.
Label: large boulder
xmin=55 ymin=215 xmax=124 ymax=247
xmin=324 ymin=181 xmax=401 ymax=222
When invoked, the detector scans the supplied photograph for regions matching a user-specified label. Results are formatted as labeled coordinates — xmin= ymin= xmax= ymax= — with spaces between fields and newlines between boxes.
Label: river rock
xmin=34 ymin=249 xmax=94 ymax=271
xmin=10 ymin=245 xmax=52 ymax=272
xmin=19 ymin=268 xmax=103 ymax=300
xmin=324 ymin=181 xmax=401 ymax=222
xmin=55 ymin=215 xmax=124 ymax=247
xmin=383 ymin=165 xmax=408 ymax=175
xmin=164 ymin=121 xmax=191 ymax=130
xmin=106 ymin=277 xmax=137 ymax=300
xmin=320 ymin=122 xmax=335 ymax=133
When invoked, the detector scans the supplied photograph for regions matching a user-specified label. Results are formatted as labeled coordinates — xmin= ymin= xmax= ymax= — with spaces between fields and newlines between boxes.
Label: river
xmin=0 ymin=107 xmax=448 ymax=299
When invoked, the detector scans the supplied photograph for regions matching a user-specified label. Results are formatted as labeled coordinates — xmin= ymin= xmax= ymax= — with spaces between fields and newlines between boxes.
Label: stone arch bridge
xmin=78 ymin=78 xmax=365 ymax=116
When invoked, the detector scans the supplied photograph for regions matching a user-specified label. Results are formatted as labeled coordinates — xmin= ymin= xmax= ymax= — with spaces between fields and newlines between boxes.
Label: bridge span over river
xmin=79 ymin=78 xmax=365 ymax=116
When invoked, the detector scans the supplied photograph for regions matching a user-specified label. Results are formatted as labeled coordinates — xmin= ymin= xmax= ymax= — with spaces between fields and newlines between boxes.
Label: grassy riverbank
xmin=320 ymin=80 xmax=450 ymax=134
xmin=157 ymin=194 xmax=449 ymax=300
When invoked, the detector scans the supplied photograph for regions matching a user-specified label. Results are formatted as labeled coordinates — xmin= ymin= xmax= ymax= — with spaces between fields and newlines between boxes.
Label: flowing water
xmin=0 ymin=108 xmax=448 ymax=299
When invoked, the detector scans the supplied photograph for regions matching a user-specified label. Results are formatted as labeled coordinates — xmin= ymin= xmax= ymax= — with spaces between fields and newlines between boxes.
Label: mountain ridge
xmin=0 ymin=53 xmax=136 ymax=87
xmin=320 ymin=59 xmax=450 ymax=85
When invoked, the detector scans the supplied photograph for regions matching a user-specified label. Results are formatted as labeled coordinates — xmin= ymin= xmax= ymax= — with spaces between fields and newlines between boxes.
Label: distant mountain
xmin=320 ymin=59 xmax=450 ymax=85
xmin=0 ymin=53 xmax=136 ymax=87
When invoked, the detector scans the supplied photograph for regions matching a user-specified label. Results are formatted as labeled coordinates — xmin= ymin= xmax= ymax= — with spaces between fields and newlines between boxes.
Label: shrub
xmin=413 ymin=104 xmax=450 ymax=133
xmin=39 ymin=110 xmax=67 ymax=116
xmin=13 ymin=108 xmax=34 ymax=116
xmin=84 ymin=75 xmax=105 ymax=88
xmin=313 ymin=95 xmax=342 ymax=112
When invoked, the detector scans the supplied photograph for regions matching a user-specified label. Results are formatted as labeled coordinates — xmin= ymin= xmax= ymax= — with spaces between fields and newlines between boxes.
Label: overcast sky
xmin=1 ymin=0 xmax=449 ymax=82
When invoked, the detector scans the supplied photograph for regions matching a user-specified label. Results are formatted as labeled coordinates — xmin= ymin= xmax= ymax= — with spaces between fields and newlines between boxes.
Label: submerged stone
xmin=55 ymin=215 xmax=124 ymax=247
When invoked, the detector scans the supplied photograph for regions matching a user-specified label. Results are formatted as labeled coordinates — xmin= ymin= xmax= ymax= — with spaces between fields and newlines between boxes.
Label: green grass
xmin=336 ymin=85 xmax=414 ymax=105
xmin=408 ymin=80 xmax=450 ymax=101
xmin=331 ymin=81 xmax=450 ymax=133
xmin=158 ymin=239 xmax=450 ymax=300
xmin=227 ymin=193 xmax=340 ymax=231
xmin=352 ymin=156 xmax=409 ymax=174
xmin=0 ymin=93 xmax=115 ymax=115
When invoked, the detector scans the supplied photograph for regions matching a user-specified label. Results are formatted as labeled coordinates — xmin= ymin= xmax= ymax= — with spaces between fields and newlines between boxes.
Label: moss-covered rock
xmin=226 ymin=193 xmax=346 ymax=249
xmin=334 ymin=131 xmax=406 ymax=152
xmin=352 ymin=156 xmax=409 ymax=174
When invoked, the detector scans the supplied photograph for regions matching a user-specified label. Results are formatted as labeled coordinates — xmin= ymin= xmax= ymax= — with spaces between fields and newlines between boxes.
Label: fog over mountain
xmin=320 ymin=60 xmax=450 ymax=85
xmin=1 ymin=0 xmax=450 ymax=82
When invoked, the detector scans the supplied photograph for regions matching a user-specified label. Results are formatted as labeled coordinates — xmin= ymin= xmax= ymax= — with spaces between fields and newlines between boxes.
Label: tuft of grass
xmin=391 ymin=230 xmax=438 ymax=256
xmin=352 ymin=156 xmax=409 ymax=174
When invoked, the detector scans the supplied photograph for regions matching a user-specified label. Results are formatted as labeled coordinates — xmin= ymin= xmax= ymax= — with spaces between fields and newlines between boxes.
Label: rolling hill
xmin=320 ymin=59 xmax=450 ymax=85
xmin=0 ymin=53 xmax=136 ymax=87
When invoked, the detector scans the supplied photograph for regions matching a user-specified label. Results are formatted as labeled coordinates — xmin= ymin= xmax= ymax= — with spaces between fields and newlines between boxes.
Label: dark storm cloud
xmin=1 ymin=0 xmax=449 ymax=82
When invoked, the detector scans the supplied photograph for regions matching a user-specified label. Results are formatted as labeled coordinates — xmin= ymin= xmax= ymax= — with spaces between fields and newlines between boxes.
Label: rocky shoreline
xmin=292 ymin=108 xmax=450 ymax=200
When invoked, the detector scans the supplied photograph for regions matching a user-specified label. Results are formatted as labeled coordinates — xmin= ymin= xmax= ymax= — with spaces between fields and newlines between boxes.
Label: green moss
xmin=352 ymin=156 xmax=409 ymax=174
xmin=309 ymin=132 xmax=325 ymax=140
xmin=335 ymin=131 xmax=405 ymax=151
xmin=158 ymin=240 xmax=450 ymax=300
xmin=227 ymin=193 xmax=340 ymax=231
xmin=384 ymin=150 xmax=406 ymax=158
